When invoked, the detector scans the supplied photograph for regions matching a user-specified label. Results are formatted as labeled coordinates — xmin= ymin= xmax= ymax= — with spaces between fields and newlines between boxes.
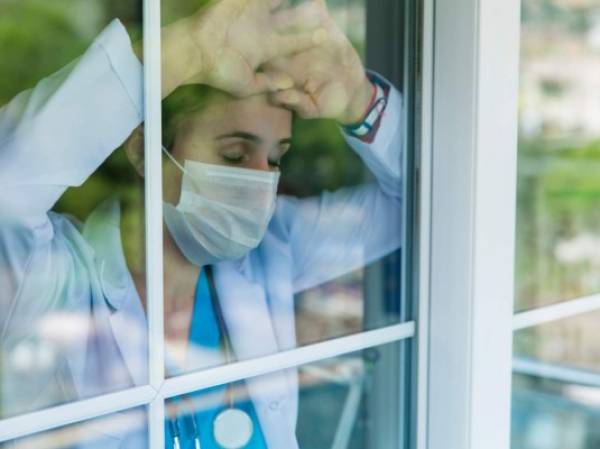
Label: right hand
xmin=161 ymin=0 xmax=327 ymax=98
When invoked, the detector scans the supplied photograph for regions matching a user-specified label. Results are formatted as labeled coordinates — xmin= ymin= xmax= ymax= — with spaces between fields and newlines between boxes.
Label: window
xmin=424 ymin=0 xmax=520 ymax=448
xmin=0 ymin=1 xmax=420 ymax=448
xmin=0 ymin=0 xmax=147 ymax=418
xmin=3 ymin=409 xmax=147 ymax=448
xmin=512 ymin=1 xmax=600 ymax=447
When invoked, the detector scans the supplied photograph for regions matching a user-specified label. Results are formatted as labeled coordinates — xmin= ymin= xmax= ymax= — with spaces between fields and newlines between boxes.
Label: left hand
xmin=264 ymin=0 xmax=374 ymax=124
xmin=151 ymin=0 xmax=328 ymax=98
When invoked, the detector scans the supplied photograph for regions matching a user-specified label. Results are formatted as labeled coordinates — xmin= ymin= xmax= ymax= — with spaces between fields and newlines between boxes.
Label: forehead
xmin=188 ymin=94 xmax=293 ymax=140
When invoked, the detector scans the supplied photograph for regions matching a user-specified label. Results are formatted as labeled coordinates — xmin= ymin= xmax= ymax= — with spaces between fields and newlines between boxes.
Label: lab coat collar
xmin=257 ymin=230 xmax=300 ymax=425
xmin=213 ymin=261 xmax=299 ymax=449
xmin=82 ymin=198 xmax=298 ymax=438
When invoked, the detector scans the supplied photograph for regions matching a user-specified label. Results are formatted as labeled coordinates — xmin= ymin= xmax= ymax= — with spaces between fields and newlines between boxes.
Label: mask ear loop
xmin=162 ymin=145 xmax=188 ymax=174
xmin=163 ymin=146 xmax=207 ymax=199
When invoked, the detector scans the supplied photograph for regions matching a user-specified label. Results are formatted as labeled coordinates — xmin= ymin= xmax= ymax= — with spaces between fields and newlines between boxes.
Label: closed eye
xmin=219 ymin=143 xmax=249 ymax=165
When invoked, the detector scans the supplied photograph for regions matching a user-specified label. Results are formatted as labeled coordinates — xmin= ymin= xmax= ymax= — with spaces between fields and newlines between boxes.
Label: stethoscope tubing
xmin=168 ymin=265 xmax=235 ymax=449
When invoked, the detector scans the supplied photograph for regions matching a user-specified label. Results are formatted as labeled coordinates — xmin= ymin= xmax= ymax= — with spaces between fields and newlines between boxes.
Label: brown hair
xmin=161 ymin=84 xmax=229 ymax=151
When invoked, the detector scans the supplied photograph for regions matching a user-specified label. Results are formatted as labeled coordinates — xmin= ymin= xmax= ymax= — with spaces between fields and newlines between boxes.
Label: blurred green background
xmin=516 ymin=0 xmax=600 ymax=315
xmin=513 ymin=2 xmax=600 ymax=447
xmin=514 ymin=0 xmax=600 ymax=372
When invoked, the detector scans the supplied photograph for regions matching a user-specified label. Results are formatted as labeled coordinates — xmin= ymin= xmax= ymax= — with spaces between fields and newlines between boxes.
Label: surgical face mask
xmin=162 ymin=147 xmax=280 ymax=265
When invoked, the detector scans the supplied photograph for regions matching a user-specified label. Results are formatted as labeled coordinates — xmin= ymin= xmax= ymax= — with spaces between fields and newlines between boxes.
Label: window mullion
xmin=415 ymin=0 xmax=435 ymax=447
xmin=0 ymin=386 xmax=157 ymax=443
xmin=143 ymin=0 xmax=165 ymax=446
xmin=161 ymin=323 xmax=415 ymax=399
xmin=426 ymin=0 xmax=520 ymax=448
xmin=513 ymin=293 xmax=600 ymax=331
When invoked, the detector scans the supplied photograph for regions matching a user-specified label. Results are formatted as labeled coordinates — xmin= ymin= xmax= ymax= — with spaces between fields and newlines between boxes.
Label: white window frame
xmin=422 ymin=1 xmax=521 ymax=449
xmin=0 ymin=1 xmax=420 ymax=447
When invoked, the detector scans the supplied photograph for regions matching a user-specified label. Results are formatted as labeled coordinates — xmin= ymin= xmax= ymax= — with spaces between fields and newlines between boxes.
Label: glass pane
xmin=516 ymin=0 xmax=600 ymax=312
xmin=514 ymin=309 xmax=600 ymax=373
xmin=0 ymin=1 xmax=147 ymax=417
xmin=512 ymin=374 xmax=600 ymax=449
xmin=160 ymin=0 xmax=410 ymax=376
xmin=513 ymin=1 xmax=600 ymax=446
xmin=164 ymin=340 xmax=408 ymax=448
xmin=1 ymin=408 xmax=147 ymax=449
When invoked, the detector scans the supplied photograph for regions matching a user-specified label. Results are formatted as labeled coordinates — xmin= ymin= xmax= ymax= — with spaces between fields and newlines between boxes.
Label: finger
xmin=270 ymin=88 xmax=320 ymax=118
xmin=236 ymin=72 xmax=271 ymax=96
xmin=239 ymin=71 xmax=295 ymax=96
xmin=303 ymin=77 xmax=320 ymax=95
xmin=262 ymin=56 xmax=289 ymax=73
xmin=272 ymin=0 xmax=323 ymax=31
xmin=270 ymin=0 xmax=290 ymax=10
xmin=267 ymin=71 xmax=295 ymax=90
xmin=269 ymin=27 xmax=328 ymax=59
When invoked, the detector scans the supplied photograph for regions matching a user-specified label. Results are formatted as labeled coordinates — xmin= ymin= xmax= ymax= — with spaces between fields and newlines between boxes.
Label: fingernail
xmin=283 ymin=91 xmax=300 ymax=104
xmin=274 ymin=74 xmax=294 ymax=90
xmin=312 ymin=28 xmax=328 ymax=45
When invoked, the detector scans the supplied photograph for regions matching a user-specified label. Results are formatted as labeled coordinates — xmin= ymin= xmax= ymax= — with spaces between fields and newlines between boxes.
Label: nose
xmin=246 ymin=154 xmax=272 ymax=172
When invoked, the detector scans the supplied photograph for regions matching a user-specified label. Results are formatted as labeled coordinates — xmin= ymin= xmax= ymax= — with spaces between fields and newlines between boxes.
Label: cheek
xmin=162 ymin=164 xmax=184 ymax=204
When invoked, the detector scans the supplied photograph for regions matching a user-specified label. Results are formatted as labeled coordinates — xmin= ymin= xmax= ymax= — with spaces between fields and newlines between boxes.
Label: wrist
xmin=341 ymin=73 xmax=389 ymax=142
xmin=161 ymin=17 xmax=205 ymax=98
xmin=339 ymin=78 xmax=375 ymax=126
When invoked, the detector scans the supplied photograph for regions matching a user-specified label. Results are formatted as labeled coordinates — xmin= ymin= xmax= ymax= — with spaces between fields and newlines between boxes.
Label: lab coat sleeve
xmin=284 ymin=79 xmax=403 ymax=294
xmin=0 ymin=19 xmax=142 ymax=371
xmin=0 ymin=19 xmax=143 ymax=229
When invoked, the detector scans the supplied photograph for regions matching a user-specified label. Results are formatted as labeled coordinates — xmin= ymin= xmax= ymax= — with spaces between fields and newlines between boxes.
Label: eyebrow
xmin=217 ymin=132 xmax=262 ymax=144
xmin=217 ymin=132 xmax=292 ymax=146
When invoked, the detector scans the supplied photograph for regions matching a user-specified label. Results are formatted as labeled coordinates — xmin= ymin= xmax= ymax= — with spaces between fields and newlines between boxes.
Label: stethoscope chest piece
xmin=213 ymin=408 xmax=254 ymax=449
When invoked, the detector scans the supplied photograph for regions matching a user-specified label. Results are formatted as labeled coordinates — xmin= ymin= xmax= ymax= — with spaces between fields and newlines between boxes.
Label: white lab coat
xmin=0 ymin=19 xmax=403 ymax=448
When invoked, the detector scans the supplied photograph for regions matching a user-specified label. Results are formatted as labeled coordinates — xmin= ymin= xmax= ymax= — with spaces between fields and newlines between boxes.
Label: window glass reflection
xmin=1 ymin=408 xmax=147 ymax=449
xmin=0 ymin=0 xmax=146 ymax=417
xmin=161 ymin=0 xmax=405 ymax=376
xmin=164 ymin=341 xmax=406 ymax=449
xmin=512 ymin=374 xmax=600 ymax=449
xmin=516 ymin=0 xmax=600 ymax=311
xmin=513 ymin=1 xmax=600 ymax=447
xmin=0 ymin=0 xmax=407 ymax=428
xmin=514 ymin=309 xmax=600 ymax=373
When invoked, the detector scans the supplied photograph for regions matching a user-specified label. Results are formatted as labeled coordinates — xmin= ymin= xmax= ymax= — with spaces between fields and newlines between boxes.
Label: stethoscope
xmin=168 ymin=266 xmax=255 ymax=449
xmin=168 ymin=404 xmax=201 ymax=449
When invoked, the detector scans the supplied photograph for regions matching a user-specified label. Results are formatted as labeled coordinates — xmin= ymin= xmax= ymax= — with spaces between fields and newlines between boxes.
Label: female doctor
xmin=0 ymin=0 xmax=402 ymax=447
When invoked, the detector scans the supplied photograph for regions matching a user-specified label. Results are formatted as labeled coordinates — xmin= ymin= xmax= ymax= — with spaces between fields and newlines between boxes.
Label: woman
xmin=0 ymin=0 xmax=402 ymax=447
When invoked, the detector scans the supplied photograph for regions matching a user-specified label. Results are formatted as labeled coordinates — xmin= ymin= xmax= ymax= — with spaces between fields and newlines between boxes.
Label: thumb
xmin=270 ymin=88 xmax=320 ymax=118
xmin=243 ymin=71 xmax=295 ymax=96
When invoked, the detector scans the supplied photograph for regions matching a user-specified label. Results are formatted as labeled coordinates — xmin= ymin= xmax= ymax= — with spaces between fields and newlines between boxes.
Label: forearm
xmin=342 ymin=73 xmax=403 ymax=199
xmin=287 ymin=181 xmax=402 ymax=293
xmin=0 ymin=19 xmax=143 ymax=222
xmin=338 ymin=77 xmax=375 ymax=126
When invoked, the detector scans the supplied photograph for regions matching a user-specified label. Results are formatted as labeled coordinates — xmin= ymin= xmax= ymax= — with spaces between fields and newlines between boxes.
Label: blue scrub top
xmin=165 ymin=269 xmax=268 ymax=449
